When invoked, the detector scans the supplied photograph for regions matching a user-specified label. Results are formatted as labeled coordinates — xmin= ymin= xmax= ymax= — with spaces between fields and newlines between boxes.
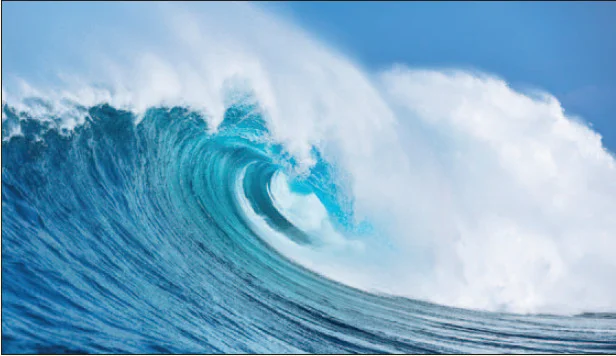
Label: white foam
xmin=3 ymin=2 xmax=616 ymax=314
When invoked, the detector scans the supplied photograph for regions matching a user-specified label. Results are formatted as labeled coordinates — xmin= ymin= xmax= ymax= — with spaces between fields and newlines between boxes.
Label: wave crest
xmin=3 ymin=1 xmax=616 ymax=317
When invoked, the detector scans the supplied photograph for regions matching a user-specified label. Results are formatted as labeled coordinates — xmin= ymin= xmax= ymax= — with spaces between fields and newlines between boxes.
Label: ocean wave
xmin=3 ymin=1 xmax=616 ymax=353
xmin=3 ymin=102 xmax=616 ymax=353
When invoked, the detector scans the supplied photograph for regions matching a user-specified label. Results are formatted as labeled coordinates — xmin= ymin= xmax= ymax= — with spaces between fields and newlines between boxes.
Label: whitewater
xmin=2 ymin=2 xmax=616 ymax=353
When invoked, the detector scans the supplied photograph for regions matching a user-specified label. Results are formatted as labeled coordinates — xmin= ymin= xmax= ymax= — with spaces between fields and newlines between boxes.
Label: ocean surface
xmin=2 ymin=2 xmax=616 ymax=354
xmin=2 ymin=103 xmax=616 ymax=353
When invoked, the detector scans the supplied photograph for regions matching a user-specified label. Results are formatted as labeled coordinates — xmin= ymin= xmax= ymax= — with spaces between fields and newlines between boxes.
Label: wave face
xmin=2 ymin=2 xmax=616 ymax=354
xmin=3 ymin=102 xmax=616 ymax=354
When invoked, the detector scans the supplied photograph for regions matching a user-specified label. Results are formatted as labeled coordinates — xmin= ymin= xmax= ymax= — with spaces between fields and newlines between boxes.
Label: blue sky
xmin=3 ymin=1 xmax=615 ymax=150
